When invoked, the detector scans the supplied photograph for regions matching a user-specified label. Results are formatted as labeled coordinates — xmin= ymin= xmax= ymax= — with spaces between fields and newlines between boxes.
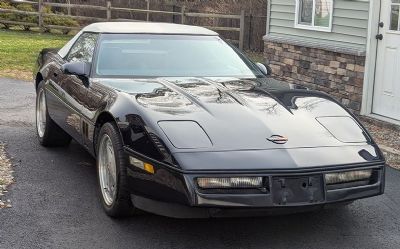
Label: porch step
xmin=380 ymin=145 xmax=400 ymax=169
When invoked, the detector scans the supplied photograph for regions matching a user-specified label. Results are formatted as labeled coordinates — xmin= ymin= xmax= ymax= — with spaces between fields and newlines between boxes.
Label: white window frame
xmin=294 ymin=0 xmax=334 ymax=32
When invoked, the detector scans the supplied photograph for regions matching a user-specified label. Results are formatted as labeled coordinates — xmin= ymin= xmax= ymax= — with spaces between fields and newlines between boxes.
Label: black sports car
xmin=34 ymin=22 xmax=385 ymax=218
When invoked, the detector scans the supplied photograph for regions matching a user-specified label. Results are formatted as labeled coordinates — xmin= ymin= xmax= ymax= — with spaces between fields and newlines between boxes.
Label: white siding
xmin=265 ymin=0 xmax=371 ymax=55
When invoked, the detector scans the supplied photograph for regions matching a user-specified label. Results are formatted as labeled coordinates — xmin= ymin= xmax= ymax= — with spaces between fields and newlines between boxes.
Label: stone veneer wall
xmin=264 ymin=41 xmax=366 ymax=113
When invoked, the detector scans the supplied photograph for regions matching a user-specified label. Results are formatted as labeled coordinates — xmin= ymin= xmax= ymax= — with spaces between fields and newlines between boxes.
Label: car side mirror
xmin=62 ymin=61 xmax=90 ymax=78
xmin=256 ymin=63 xmax=272 ymax=76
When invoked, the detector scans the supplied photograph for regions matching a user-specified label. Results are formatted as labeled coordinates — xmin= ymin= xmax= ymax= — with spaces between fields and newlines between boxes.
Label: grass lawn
xmin=0 ymin=29 xmax=71 ymax=80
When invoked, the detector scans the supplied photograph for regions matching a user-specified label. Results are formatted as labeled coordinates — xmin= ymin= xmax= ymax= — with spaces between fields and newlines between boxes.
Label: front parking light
xmin=324 ymin=169 xmax=372 ymax=185
xmin=197 ymin=177 xmax=263 ymax=189
xmin=129 ymin=156 xmax=154 ymax=174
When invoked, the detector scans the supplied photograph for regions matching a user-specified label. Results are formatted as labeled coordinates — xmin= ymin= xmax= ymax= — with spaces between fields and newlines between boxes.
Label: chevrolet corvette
xmin=34 ymin=22 xmax=385 ymax=218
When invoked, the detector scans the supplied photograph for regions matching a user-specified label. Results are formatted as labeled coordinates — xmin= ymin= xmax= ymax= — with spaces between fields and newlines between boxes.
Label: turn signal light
xmin=197 ymin=177 xmax=263 ymax=189
xmin=129 ymin=156 xmax=155 ymax=174
xmin=144 ymin=163 xmax=155 ymax=174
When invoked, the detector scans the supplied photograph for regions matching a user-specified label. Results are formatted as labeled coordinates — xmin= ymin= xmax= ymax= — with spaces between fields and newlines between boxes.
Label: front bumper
xmin=128 ymin=161 xmax=385 ymax=218
xmin=185 ymin=166 xmax=384 ymax=208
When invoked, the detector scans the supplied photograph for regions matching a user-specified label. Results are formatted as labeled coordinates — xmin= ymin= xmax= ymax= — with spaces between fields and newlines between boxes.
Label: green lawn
xmin=0 ymin=29 xmax=71 ymax=80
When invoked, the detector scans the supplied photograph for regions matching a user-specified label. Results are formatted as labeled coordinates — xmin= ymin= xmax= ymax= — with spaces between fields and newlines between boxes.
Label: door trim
xmin=361 ymin=0 xmax=381 ymax=117
xmin=362 ymin=0 xmax=400 ymax=124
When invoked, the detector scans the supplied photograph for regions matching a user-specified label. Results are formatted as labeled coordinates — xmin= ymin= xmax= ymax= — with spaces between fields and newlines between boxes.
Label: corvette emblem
xmin=267 ymin=135 xmax=288 ymax=144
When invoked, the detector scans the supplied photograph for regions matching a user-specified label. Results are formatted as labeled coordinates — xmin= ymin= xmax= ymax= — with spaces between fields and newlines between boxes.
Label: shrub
xmin=0 ymin=2 xmax=79 ymax=33
xmin=15 ymin=3 xmax=38 ymax=31
xmin=42 ymin=6 xmax=79 ymax=34
xmin=0 ymin=1 xmax=15 ymax=29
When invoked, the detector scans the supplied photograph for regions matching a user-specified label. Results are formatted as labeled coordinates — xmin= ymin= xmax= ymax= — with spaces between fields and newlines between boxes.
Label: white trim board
xmin=266 ymin=0 xmax=271 ymax=35
xmin=361 ymin=0 xmax=380 ymax=117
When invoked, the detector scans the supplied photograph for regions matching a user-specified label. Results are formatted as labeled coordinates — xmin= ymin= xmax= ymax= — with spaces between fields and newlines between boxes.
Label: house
xmin=264 ymin=0 xmax=399 ymax=125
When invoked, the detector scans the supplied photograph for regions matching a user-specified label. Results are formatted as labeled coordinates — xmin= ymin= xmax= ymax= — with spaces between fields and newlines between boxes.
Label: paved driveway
xmin=0 ymin=78 xmax=399 ymax=249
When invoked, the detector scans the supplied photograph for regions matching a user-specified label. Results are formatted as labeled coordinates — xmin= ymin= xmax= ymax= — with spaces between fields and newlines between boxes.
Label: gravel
xmin=0 ymin=143 xmax=13 ymax=208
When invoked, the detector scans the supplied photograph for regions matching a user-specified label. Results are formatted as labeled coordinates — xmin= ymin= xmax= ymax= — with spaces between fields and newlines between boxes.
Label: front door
xmin=54 ymin=32 xmax=98 ymax=143
xmin=373 ymin=0 xmax=400 ymax=121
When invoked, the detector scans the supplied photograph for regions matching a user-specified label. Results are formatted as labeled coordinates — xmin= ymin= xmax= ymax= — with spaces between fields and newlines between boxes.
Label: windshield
xmin=94 ymin=34 xmax=264 ymax=78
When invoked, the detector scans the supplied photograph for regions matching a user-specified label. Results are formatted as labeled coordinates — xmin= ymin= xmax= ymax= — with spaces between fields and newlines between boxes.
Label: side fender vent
xmin=148 ymin=132 xmax=170 ymax=158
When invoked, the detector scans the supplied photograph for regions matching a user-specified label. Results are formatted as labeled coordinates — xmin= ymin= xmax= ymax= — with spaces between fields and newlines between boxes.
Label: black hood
xmin=95 ymin=77 xmax=370 ymax=153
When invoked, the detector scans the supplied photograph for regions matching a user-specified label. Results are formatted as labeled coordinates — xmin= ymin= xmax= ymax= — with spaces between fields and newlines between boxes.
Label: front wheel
xmin=36 ymin=81 xmax=71 ymax=147
xmin=96 ymin=122 xmax=136 ymax=217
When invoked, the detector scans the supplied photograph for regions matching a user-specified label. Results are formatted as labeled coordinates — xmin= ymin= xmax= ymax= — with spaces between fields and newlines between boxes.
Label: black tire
xmin=36 ymin=81 xmax=72 ymax=147
xmin=96 ymin=122 xmax=136 ymax=217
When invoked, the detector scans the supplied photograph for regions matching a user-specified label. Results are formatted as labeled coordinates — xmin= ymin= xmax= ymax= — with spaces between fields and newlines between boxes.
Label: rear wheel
xmin=96 ymin=122 xmax=136 ymax=217
xmin=36 ymin=81 xmax=71 ymax=147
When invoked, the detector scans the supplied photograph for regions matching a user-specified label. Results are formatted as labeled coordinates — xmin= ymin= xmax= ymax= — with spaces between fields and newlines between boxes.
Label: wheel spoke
xmin=41 ymin=95 xmax=46 ymax=122
xmin=36 ymin=89 xmax=47 ymax=138
xmin=107 ymin=170 xmax=115 ymax=195
xmin=98 ymin=134 xmax=117 ymax=206
xmin=105 ymin=141 xmax=116 ymax=177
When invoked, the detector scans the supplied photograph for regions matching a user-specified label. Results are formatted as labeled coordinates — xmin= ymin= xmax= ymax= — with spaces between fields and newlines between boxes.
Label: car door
xmin=50 ymin=32 xmax=99 ymax=144
xmin=81 ymin=79 xmax=115 ymax=153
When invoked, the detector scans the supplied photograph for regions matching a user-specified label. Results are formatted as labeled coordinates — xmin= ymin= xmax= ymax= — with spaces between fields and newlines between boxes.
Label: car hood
xmin=95 ymin=77 xmax=371 ymax=153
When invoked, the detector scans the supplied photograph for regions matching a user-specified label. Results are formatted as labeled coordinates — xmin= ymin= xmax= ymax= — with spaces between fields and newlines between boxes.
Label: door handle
xmin=376 ymin=34 xmax=383 ymax=40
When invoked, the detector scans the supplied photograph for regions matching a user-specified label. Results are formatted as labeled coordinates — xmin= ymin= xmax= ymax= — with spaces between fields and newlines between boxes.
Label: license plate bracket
xmin=272 ymin=175 xmax=324 ymax=206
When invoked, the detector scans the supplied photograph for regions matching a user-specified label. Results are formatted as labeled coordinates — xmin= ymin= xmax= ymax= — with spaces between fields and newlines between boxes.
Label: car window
xmin=94 ymin=34 xmax=264 ymax=78
xmin=66 ymin=32 xmax=98 ymax=63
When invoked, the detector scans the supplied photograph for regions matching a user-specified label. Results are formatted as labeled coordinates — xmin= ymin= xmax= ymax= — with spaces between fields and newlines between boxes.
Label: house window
xmin=390 ymin=0 xmax=400 ymax=31
xmin=295 ymin=0 xmax=333 ymax=32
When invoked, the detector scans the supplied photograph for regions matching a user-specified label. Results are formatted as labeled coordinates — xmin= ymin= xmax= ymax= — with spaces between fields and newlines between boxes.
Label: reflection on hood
xmin=136 ymin=86 xmax=197 ymax=114
xmin=95 ymin=77 xmax=324 ymax=116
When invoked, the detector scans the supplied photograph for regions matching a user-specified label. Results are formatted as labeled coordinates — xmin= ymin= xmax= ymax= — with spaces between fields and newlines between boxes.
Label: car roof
xmin=58 ymin=22 xmax=218 ymax=58
xmin=82 ymin=22 xmax=217 ymax=35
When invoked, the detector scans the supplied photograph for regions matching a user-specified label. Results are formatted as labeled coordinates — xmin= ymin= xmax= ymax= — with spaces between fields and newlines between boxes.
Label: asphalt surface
xmin=0 ymin=77 xmax=399 ymax=249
